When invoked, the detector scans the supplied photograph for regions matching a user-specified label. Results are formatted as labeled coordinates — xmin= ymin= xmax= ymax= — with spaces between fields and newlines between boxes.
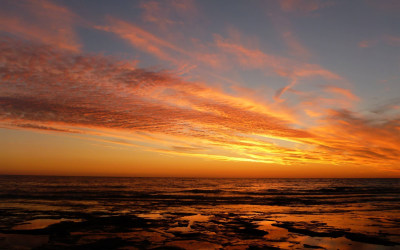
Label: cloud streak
xmin=359 ymin=35 xmax=400 ymax=48
xmin=0 ymin=0 xmax=81 ymax=52
xmin=214 ymin=35 xmax=343 ymax=101
xmin=0 ymin=38 xmax=399 ymax=169
xmin=96 ymin=17 xmax=227 ymax=73
xmin=279 ymin=0 xmax=332 ymax=13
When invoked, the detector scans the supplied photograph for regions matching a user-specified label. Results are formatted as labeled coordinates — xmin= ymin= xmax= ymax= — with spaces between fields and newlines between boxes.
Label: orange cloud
xmin=215 ymin=35 xmax=341 ymax=80
xmin=1 ymin=38 xmax=399 ymax=170
xmin=323 ymin=86 xmax=359 ymax=101
xmin=96 ymin=17 xmax=227 ymax=72
xmin=215 ymin=35 xmax=342 ymax=100
xmin=0 ymin=0 xmax=81 ymax=52
xmin=308 ymin=109 xmax=400 ymax=166
xmin=0 ymin=38 xmax=305 ymax=161
xmin=96 ymin=17 xmax=184 ymax=64
xmin=140 ymin=0 xmax=197 ymax=29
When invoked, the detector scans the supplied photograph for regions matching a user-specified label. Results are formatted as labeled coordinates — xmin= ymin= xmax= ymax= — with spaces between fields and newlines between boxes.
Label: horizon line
xmin=1 ymin=174 xmax=398 ymax=179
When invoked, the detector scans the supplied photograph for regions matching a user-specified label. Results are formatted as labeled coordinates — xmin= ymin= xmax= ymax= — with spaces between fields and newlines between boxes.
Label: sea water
xmin=0 ymin=176 xmax=399 ymax=249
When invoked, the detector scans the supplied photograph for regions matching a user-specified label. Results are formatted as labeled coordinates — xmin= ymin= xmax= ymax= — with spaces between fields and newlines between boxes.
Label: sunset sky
xmin=1 ymin=0 xmax=399 ymax=177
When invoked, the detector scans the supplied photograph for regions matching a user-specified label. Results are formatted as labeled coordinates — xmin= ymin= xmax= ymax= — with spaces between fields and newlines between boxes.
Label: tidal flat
xmin=0 ymin=176 xmax=399 ymax=249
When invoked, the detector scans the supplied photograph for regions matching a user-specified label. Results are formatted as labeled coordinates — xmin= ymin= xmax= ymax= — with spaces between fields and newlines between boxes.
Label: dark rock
xmin=345 ymin=232 xmax=399 ymax=246
xmin=2 ymin=215 xmax=150 ymax=236
xmin=303 ymin=243 xmax=325 ymax=249
xmin=151 ymin=246 xmax=185 ymax=250
xmin=247 ymin=245 xmax=281 ymax=250
xmin=272 ymin=222 xmax=344 ymax=238
xmin=238 ymin=227 xmax=268 ymax=237
xmin=170 ymin=232 xmax=203 ymax=238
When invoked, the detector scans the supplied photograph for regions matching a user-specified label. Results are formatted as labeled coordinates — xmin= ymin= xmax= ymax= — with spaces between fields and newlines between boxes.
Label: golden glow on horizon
xmin=0 ymin=0 xmax=399 ymax=177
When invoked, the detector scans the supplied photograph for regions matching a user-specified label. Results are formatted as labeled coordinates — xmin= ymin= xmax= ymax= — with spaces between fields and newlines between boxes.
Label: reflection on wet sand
xmin=12 ymin=218 xmax=82 ymax=230
xmin=0 ymin=176 xmax=399 ymax=249
xmin=1 ymin=209 xmax=399 ymax=249
xmin=0 ymin=233 xmax=49 ymax=250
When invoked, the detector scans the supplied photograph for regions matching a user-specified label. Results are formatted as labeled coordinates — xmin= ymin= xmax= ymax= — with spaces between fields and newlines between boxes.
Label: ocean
xmin=0 ymin=176 xmax=399 ymax=249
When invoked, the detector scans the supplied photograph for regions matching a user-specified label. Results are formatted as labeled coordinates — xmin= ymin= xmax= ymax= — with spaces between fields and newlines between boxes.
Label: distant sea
xmin=0 ymin=176 xmax=399 ymax=249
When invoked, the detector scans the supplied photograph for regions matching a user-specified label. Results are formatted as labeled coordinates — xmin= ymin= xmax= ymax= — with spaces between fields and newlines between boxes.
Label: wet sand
xmin=1 ymin=211 xmax=399 ymax=249
xmin=0 ymin=176 xmax=399 ymax=249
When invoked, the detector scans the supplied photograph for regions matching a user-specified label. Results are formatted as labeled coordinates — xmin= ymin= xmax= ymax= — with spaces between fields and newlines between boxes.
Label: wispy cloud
xmin=1 ymin=37 xmax=399 ymax=170
xmin=214 ymin=35 xmax=342 ymax=101
xmin=267 ymin=11 xmax=311 ymax=59
xmin=358 ymin=40 xmax=377 ymax=48
xmin=358 ymin=35 xmax=400 ymax=48
xmin=0 ymin=0 xmax=81 ymax=52
xmin=323 ymin=86 xmax=359 ymax=101
xmin=1 ymin=122 xmax=80 ymax=134
xmin=215 ymin=35 xmax=340 ymax=79
xmin=140 ymin=0 xmax=197 ymax=30
xmin=279 ymin=0 xmax=332 ymax=13
xmin=0 ymin=38 xmax=306 ymax=163
xmin=366 ymin=0 xmax=400 ymax=12
xmin=281 ymin=31 xmax=312 ymax=59
xmin=95 ymin=17 xmax=184 ymax=64
xmin=96 ymin=17 xmax=227 ymax=73
xmin=310 ymin=109 xmax=400 ymax=165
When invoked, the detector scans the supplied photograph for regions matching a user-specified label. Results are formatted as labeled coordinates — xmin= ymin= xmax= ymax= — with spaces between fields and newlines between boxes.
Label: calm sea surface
xmin=0 ymin=176 xmax=399 ymax=249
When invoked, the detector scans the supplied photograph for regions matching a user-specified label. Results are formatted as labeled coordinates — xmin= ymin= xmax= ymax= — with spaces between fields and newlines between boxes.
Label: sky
xmin=0 ymin=0 xmax=399 ymax=177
